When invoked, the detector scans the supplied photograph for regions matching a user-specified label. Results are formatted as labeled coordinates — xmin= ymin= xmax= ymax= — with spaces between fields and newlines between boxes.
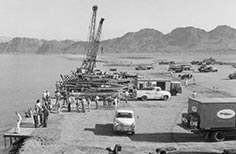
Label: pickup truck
xmin=135 ymin=87 xmax=171 ymax=101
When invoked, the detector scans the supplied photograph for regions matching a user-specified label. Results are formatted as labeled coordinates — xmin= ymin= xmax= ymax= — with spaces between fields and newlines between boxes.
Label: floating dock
xmin=3 ymin=117 xmax=35 ymax=147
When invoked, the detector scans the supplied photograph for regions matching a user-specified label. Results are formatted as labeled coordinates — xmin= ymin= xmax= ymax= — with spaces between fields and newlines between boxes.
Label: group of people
xmin=33 ymin=98 xmax=50 ymax=128
xmin=26 ymin=90 xmax=51 ymax=128
xmin=54 ymin=90 xmax=121 ymax=113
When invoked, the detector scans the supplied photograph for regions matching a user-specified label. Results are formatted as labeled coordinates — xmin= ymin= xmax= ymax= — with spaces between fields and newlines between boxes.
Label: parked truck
xmin=136 ymin=79 xmax=182 ymax=96
xmin=180 ymin=97 xmax=236 ymax=142
xmin=135 ymin=87 xmax=171 ymax=101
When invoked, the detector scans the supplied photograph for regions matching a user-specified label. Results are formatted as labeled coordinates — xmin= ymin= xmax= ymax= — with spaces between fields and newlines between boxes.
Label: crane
xmin=81 ymin=5 xmax=105 ymax=74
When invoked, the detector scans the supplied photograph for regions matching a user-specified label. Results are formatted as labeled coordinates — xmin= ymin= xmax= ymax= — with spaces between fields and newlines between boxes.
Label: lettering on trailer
xmin=191 ymin=106 xmax=197 ymax=112
xmin=217 ymin=109 xmax=236 ymax=119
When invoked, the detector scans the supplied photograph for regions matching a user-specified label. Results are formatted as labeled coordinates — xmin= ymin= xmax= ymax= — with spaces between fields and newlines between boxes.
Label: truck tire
xmin=141 ymin=96 xmax=147 ymax=101
xmin=163 ymin=95 xmax=169 ymax=101
xmin=211 ymin=131 xmax=225 ymax=142
xmin=170 ymin=90 xmax=177 ymax=96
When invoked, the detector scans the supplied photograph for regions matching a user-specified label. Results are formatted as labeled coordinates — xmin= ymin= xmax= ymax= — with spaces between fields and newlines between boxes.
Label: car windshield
xmin=116 ymin=112 xmax=133 ymax=118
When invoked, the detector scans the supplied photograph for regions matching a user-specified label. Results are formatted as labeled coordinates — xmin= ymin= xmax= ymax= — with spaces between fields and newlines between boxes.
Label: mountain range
xmin=0 ymin=25 xmax=236 ymax=54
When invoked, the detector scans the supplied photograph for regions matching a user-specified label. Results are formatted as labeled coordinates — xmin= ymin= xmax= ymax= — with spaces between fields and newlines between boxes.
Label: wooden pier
xmin=3 ymin=117 xmax=35 ymax=147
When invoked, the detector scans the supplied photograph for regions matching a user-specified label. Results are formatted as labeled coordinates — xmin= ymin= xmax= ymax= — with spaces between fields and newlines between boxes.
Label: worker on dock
xmin=113 ymin=97 xmax=118 ymax=110
xmin=35 ymin=99 xmax=43 ymax=126
xmin=75 ymin=97 xmax=80 ymax=112
xmin=125 ymin=90 xmax=129 ymax=103
xmin=45 ymin=90 xmax=51 ymax=110
xmin=42 ymin=105 xmax=49 ymax=127
xmin=67 ymin=95 xmax=75 ymax=112
xmin=106 ymin=96 xmax=113 ymax=110
xmin=192 ymin=91 xmax=197 ymax=98
xmin=55 ymin=91 xmax=62 ymax=114
xmin=81 ymin=96 xmax=86 ymax=113
xmin=94 ymin=95 xmax=99 ymax=109
xmin=33 ymin=107 xmax=39 ymax=128
xmin=14 ymin=112 xmax=22 ymax=133
xmin=87 ymin=97 xmax=91 ymax=112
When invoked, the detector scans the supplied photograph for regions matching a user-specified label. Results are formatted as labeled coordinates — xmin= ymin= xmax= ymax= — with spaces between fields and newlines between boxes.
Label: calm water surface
xmin=0 ymin=54 xmax=82 ymax=151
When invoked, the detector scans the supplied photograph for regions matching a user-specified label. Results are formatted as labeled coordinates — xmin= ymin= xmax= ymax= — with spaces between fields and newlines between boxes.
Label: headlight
xmin=114 ymin=121 xmax=119 ymax=126
xmin=131 ymin=123 xmax=135 ymax=128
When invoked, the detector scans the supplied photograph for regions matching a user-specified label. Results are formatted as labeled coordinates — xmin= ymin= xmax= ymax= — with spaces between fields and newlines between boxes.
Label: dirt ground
xmin=20 ymin=53 xmax=236 ymax=154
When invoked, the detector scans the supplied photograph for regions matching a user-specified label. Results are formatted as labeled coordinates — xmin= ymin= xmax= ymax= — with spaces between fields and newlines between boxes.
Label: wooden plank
xmin=3 ymin=127 xmax=35 ymax=138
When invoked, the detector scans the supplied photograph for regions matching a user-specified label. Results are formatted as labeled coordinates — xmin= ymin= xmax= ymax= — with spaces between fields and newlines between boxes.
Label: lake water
xmin=0 ymin=54 xmax=84 ymax=152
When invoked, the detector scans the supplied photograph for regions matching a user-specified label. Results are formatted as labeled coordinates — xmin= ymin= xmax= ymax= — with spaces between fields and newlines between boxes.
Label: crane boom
xmin=89 ymin=5 xmax=97 ymax=42
xmin=81 ymin=5 xmax=105 ymax=74
xmin=86 ymin=18 xmax=105 ymax=73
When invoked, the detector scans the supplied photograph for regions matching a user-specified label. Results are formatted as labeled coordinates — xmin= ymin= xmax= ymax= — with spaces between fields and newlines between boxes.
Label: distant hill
xmin=0 ymin=25 xmax=236 ymax=54
xmin=0 ymin=36 xmax=13 ymax=42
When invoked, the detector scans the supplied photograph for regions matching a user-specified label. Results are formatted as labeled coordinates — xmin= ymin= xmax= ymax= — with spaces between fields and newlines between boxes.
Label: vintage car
xmin=113 ymin=109 xmax=135 ymax=134
xmin=229 ymin=72 xmax=236 ymax=79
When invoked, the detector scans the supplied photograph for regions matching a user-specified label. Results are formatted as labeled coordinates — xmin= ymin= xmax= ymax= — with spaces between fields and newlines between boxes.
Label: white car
xmin=113 ymin=109 xmax=135 ymax=134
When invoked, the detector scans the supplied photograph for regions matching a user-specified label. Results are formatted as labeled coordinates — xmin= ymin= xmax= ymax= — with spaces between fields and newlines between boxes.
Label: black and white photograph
xmin=0 ymin=0 xmax=236 ymax=154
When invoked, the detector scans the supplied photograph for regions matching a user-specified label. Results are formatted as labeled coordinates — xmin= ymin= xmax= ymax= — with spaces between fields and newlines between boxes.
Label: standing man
xmin=33 ymin=108 xmax=39 ymax=128
xmin=87 ymin=97 xmax=91 ymax=112
xmin=192 ymin=91 xmax=197 ymax=98
xmin=113 ymin=97 xmax=118 ymax=110
xmin=81 ymin=96 xmax=86 ymax=113
xmin=67 ymin=95 xmax=74 ymax=112
xmin=42 ymin=106 xmax=49 ymax=127
xmin=94 ymin=95 xmax=99 ymax=109
xmin=75 ymin=97 xmax=80 ymax=112
xmin=42 ymin=90 xmax=47 ymax=106
xmin=45 ymin=90 xmax=51 ymax=110
xmin=193 ymin=76 xmax=196 ymax=85
xmin=185 ymin=79 xmax=189 ymax=87
xmin=15 ymin=112 xmax=22 ymax=133
xmin=55 ymin=91 xmax=62 ymax=114
xmin=35 ymin=99 xmax=43 ymax=125
xmin=125 ymin=90 xmax=129 ymax=103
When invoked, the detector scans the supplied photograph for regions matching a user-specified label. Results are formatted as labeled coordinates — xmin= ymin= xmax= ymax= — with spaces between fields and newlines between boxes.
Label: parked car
xmin=180 ymin=64 xmax=192 ymax=71
xmin=198 ymin=65 xmax=218 ymax=72
xmin=228 ymin=72 xmax=236 ymax=79
xmin=135 ymin=65 xmax=147 ymax=70
xmin=113 ymin=109 xmax=135 ymax=135
xmin=168 ymin=65 xmax=183 ymax=73
xmin=135 ymin=65 xmax=154 ymax=70
xmin=159 ymin=61 xmax=175 ymax=65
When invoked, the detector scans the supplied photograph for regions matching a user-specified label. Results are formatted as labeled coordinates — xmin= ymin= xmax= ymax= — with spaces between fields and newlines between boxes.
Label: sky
xmin=0 ymin=0 xmax=235 ymax=41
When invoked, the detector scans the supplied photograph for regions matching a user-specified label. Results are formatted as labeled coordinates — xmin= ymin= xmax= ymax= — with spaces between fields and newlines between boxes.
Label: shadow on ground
xmin=128 ymin=132 xmax=207 ymax=143
xmin=84 ymin=124 xmax=236 ymax=143
xmin=84 ymin=123 xmax=114 ymax=136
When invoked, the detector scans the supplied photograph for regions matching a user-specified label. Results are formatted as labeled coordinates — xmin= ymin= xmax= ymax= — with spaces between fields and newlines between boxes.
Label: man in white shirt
xmin=15 ymin=112 xmax=22 ymax=133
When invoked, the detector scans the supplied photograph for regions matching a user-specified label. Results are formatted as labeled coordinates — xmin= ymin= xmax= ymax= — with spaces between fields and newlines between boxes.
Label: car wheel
xmin=141 ymin=96 xmax=147 ymax=101
xmin=170 ymin=90 xmax=177 ymax=96
xmin=163 ymin=95 xmax=169 ymax=101
xmin=211 ymin=131 xmax=225 ymax=142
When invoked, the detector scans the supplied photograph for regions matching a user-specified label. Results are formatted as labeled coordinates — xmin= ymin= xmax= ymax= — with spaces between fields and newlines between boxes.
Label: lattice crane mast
xmin=81 ymin=5 xmax=105 ymax=74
